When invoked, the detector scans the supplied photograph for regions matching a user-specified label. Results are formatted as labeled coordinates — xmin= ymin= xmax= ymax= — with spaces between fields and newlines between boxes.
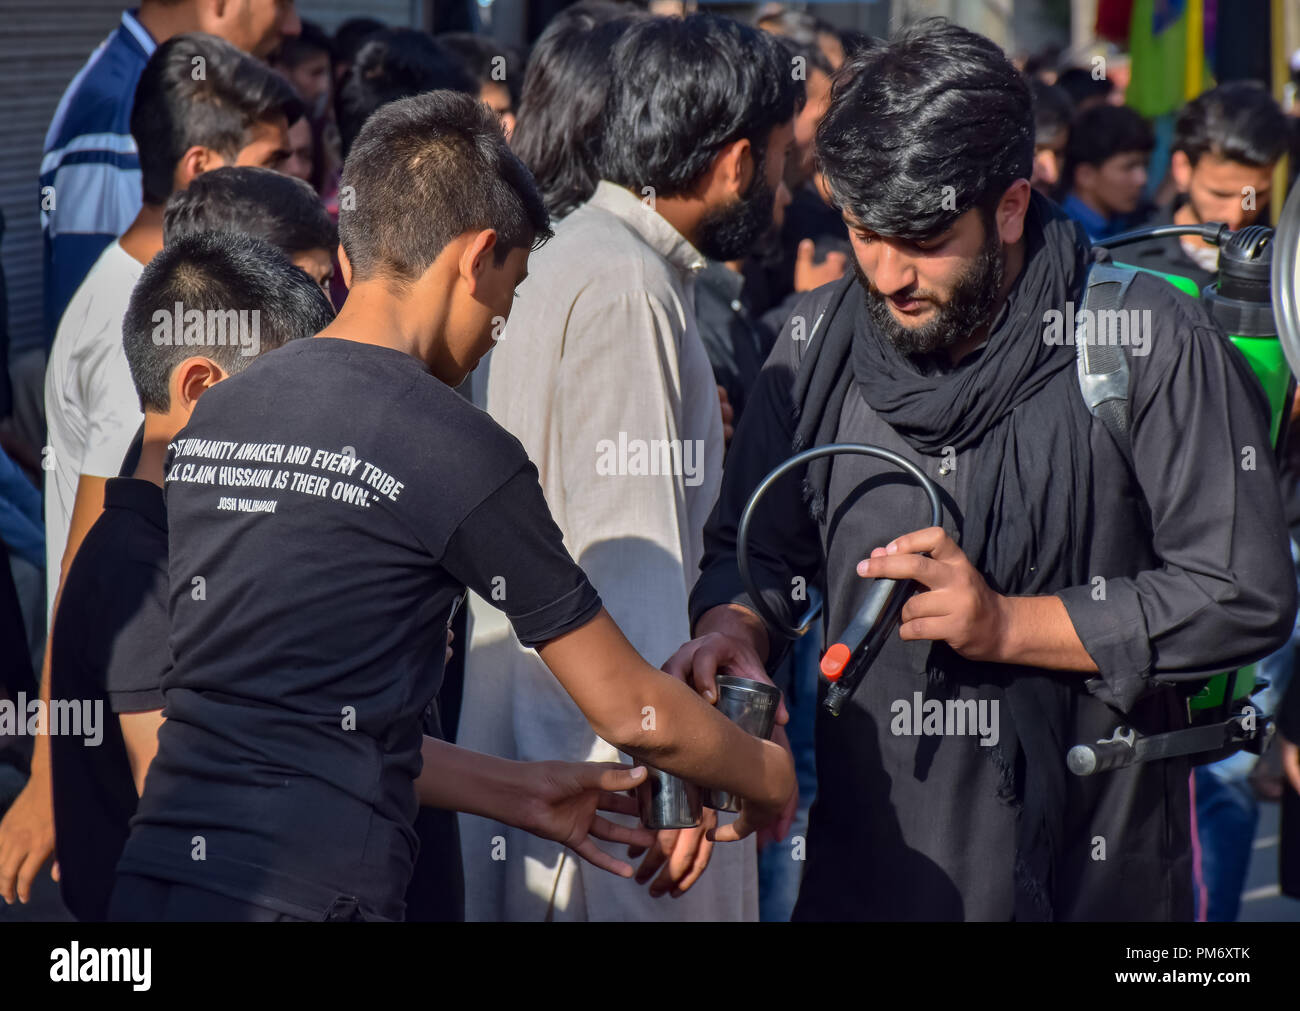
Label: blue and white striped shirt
xmin=38 ymin=9 xmax=155 ymax=351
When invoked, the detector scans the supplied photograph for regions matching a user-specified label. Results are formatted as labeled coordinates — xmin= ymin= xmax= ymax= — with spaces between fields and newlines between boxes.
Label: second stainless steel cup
xmin=637 ymin=766 xmax=702 ymax=829
xmin=703 ymin=675 xmax=781 ymax=812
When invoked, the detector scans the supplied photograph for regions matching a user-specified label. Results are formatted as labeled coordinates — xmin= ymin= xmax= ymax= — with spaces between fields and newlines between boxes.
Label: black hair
xmin=131 ymin=33 xmax=303 ymax=206
xmin=123 ymin=231 xmax=334 ymax=412
xmin=1031 ymin=79 xmax=1072 ymax=144
xmin=598 ymin=14 xmax=799 ymax=199
xmin=835 ymin=29 xmax=874 ymax=62
xmin=1055 ymin=66 xmax=1113 ymax=108
xmin=1065 ymin=103 xmax=1153 ymax=180
xmin=162 ymin=166 xmax=337 ymax=255
xmin=511 ymin=5 xmax=646 ymax=218
xmin=333 ymin=17 xmax=385 ymax=67
xmin=816 ymin=18 xmax=1033 ymax=240
xmin=436 ymin=32 xmax=524 ymax=108
xmin=1173 ymin=81 xmax=1287 ymax=168
xmin=339 ymin=89 xmax=550 ymax=285
xmin=278 ymin=19 xmax=333 ymax=69
xmin=336 ymin=28 xmax=478 ymax=159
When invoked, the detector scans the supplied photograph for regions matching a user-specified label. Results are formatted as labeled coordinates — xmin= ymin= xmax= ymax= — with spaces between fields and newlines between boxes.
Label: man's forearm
xmin=539 ymin=610 xmax=791 ymax=809
xmin=415 ymin=736 xmax=531 ymax=821
xmin=994 ymin=595 xmax=1098 ymax=673
xmin=698 ymin=585 xmax=1095 ymax=674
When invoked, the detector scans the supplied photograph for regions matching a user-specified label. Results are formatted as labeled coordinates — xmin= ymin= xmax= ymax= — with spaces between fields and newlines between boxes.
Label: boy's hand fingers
xmin=587 ymin=763 xmax=646 ymax=794
xmin=595 ymin=789 xmax=640 ymax=818
xmin=588 ymin=814 xmax=655 ymax=850
xmin=572 ymin=837 xmax=635 ymax=878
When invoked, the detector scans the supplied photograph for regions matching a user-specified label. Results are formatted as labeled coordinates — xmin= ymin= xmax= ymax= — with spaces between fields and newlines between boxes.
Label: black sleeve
xmin=102 ymin=561 xmax=169 ymax=714
xmin=1057 ymin=278 xmax=1298 ymax=705
xmin=440 ymin=464 xmax=602 ymax=650
xmin=689 ymin=298 xmax=825 ymax=669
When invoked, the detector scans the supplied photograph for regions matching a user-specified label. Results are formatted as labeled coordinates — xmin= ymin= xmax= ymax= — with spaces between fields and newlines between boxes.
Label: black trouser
xmin=109 ymin=874 xmax=312 ymax=922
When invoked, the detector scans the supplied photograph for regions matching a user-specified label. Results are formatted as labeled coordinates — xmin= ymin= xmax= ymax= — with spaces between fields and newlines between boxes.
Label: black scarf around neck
xmin=792 ymin=192 xmax=1100 ymax=919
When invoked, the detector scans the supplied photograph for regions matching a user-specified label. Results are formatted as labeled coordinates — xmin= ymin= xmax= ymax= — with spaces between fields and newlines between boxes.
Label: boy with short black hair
xmin=49 ymin=231 xmax=334 ymax=922
xmin=110 ymin=90 xmax=794 ymax=923
xmin=1062 ymin=103 xmax=1154 ymax=240
xmin=163 ymin=166 xmax=337 ymax=295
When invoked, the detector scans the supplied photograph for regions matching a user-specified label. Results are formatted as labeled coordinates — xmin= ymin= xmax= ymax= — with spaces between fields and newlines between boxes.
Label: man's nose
xmin=873 ymin=242 xmax=916 ymax=295
xmin=1034 ymin=150 xmax=1059 ymax=187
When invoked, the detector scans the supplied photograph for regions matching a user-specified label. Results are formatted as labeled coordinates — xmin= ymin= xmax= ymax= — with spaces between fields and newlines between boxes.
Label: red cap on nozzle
xmin=821 ymin=642 xmax=851 ymax=682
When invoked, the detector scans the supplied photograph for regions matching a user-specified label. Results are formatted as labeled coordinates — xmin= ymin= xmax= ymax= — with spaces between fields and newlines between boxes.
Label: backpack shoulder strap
xmin=1076 ymin=262 xmax=1139 ymax=468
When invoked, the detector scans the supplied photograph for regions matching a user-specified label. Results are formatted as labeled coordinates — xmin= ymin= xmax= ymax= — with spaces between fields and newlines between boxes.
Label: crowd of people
xmin=0 ymin=0 xmax=1298 ymax=923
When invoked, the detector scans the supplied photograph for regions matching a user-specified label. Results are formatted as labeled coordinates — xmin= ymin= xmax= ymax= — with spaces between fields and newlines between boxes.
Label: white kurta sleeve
xmin=556 ymin=288 xmax=699 ymax=669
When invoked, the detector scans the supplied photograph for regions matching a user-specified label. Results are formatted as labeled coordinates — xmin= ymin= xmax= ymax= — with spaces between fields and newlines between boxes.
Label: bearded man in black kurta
xmin=668 ymin=20 xmax=1298 ymax=920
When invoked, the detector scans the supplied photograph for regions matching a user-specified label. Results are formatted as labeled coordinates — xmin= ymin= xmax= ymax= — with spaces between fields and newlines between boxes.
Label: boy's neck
xmin=316 ymin=280 xmax=447 ymax=374
xmin=119 ymin=203 xmax=166 ymax=266
xmin=133 ymin=412 xmax=181 ymax=489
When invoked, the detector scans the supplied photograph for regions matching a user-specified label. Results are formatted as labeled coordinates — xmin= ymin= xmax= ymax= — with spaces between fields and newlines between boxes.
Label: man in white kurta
xmin=459 ymin=180 xmax=757 ymax=921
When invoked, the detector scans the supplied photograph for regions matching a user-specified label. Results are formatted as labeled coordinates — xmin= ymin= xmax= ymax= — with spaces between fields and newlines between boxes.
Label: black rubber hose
xmin=736 ymin=443 xmax=944 ymax=640
xmin=1095 ymin=221 xmax=1230 ymax=250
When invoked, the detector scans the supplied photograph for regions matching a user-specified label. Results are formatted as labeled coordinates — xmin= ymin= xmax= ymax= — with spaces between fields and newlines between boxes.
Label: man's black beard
xmin=695 ymin=169 xmax=776 ymax=263
xmin=856 ymin=227 xmax=1005 ymax=356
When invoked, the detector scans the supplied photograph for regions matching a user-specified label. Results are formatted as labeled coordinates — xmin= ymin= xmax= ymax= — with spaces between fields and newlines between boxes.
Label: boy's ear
xmin=458 ymin=229 xmax=499 ymax=295
xmin=175 ymin=146 xmax=224 ymax=191
xmin=337 ymin=243 xmax=353 ymax=290
xmin=1169 ymin=150 xmax=1193 ymax=193
xmin=174 ymin=357 xmax=228 ymax=413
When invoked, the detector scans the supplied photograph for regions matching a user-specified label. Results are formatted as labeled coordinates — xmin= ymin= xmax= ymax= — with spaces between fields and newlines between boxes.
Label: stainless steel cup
xmin=637 ymin=766 xmax=702 ymax=829
xmin=703 ymin=675 xmax=782 ymax=812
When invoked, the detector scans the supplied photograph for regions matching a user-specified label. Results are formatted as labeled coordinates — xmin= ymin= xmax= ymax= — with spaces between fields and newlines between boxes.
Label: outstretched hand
xmin=517 ymin=762 xmax=656 ymax=878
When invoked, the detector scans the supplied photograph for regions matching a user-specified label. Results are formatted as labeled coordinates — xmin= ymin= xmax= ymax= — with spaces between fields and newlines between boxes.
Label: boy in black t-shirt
xmin=50 ymin=232 xmax=337 ymax=922
xmin=111 ymin=91 xmax=795 ymax=922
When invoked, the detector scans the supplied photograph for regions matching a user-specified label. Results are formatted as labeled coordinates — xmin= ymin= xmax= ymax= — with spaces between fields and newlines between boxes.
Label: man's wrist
xmin=495 ymin=760 xmax=547 ymax=836
xmin=694 ymin=603 xmax=770 ymax=663
xmin=985 ymin=594 xmax=1097 ymax=673
xmin=988 ymin=593 xmax=1020 ymax=665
